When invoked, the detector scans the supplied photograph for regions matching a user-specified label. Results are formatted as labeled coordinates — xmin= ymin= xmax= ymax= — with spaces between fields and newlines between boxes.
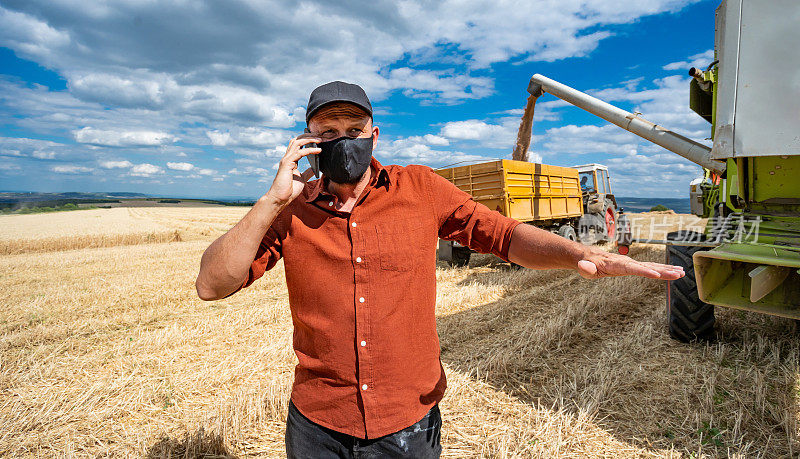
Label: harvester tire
xmin=558 ymin=225 xmax=577 ymax=241
xmin=666 ymin=230 xmax=715 ymax=343
xmin=451 ymin=247 xmax=471 ymax=267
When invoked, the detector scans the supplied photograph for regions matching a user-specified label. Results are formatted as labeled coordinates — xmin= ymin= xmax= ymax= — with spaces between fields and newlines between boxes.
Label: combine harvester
xmin=519 ymin=0 xmax=800 ymax=342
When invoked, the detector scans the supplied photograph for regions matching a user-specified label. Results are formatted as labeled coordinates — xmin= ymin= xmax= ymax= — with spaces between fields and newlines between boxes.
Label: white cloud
xmin=0 ymin=1 xmax=703 ymax=196
xmin=73 ymin=127 xmax=175 ymax=147
xmin=227 ymin=166 xmax=271 ymax=176
xmin=69 ymin=73 xmax=178 ymax=110
xmin=166 ymin=161 xmax=217 ymax=177
xmin=540 ymin=124 xmax=640 ymax=156
xmin=99 ymin=160 xmax=133 ymax=169
xmin=0 ymin=8 xmax=70 ymax=66
xmin=0 ymin=136 xmax=62 ymax=160
xmin=224 ymin=144 xmax=288 ymax=160
xmin=167 ymin=162 xmax=194 ymax=171
xmin=130 ymin=163 xmax=163 ymax=176
xmin=603 ymin=150 xmax=702 ymax=197
xmin=52 ymin=165 xmax=93 ymax=174
xmin=206 ymin=127 xmax=289 ymax=148
xmin=0 ymin=0 xmax=699 ymax=117
xmin=377 ymin=136 xmax=489 ymax=167
xmin=441 ymin=120 xmax=506 ymax=141
xmin=422 ymin=134 xmax=449 ymax=146
xmin=205 ymin=131 xmax=230 ymax=146
xmin=439 ymin=118 xmax=522 ymax=149
xmin=31 ymin=150 xmax=55 ymax=159
xmin=382 ymin=67 xmax=493 ymax=102
xmin=663 ymin=49 xmax=715 ymax=71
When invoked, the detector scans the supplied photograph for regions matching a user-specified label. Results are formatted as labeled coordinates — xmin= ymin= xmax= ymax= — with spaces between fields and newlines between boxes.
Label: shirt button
xmin=359 ymin=297 xmax=365 ymax=303
xmin=360 ymin=340 xmax=366 ymax=347
xmin=351 ymin=222 xmax=357 ymax=227
xmin=328 ymin=201 xmax=333 ymax=207
xmin=356 ymin=257 xmax=362 ymax=263
xmin=362 ymin=384 xmax=368 ymax=391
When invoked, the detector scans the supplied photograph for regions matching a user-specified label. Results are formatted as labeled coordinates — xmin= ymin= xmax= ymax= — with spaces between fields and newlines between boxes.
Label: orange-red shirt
xmin=231 ymin=157 xmax=521 ymax=438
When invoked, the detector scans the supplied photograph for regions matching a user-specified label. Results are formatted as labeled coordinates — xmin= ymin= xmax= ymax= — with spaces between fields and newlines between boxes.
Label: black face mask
xmin=318 ymin=135 xmax=373 ymax=184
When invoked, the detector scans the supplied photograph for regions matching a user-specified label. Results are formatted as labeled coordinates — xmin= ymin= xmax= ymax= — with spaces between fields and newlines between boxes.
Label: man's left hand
xmin=577 ymin=249 xmax=685 ymax=280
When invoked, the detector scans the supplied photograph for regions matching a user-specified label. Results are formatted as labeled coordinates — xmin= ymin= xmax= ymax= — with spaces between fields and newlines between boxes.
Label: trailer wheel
xmin=666 ymin=230 xmax=715 ymax=343
xmin=558 ymin=225 xmax=577 ymax=241
xmin=604 ymin=207 xmax=616 ymax=241
xmin=451 ymin=247 xmax=471 ymax=267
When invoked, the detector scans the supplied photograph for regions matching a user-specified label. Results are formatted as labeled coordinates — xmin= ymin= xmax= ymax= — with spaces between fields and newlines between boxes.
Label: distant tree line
xmin=0 ymin=202 xmax=100 ymax=214
xmin=217 ymin=201 xmax=256 ymax=206
xmin=0 ymin=197 xmax=256 ymax=213
xmin=156 ymin=198 xmax=255 ymax=206
xmin=0 ymin=199 xmax=121 ymax=214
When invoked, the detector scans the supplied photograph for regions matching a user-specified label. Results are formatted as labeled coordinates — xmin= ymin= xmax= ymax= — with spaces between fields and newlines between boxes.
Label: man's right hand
xmin=265 ymin=134 xmax=321 ymax=206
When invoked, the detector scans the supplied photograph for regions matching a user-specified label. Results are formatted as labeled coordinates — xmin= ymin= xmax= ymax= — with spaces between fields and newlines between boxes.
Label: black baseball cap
xmin=306 ymin=81 xmax=373 ymax=124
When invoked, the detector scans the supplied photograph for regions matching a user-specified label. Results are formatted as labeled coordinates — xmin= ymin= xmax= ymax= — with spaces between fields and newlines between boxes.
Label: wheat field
xmin=0 ymin=207 xmax=797 ymax=458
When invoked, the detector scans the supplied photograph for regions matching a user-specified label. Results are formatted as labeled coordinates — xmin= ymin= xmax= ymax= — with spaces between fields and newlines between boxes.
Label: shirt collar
xmin=305 ymin=156 xmax=391 ymax=203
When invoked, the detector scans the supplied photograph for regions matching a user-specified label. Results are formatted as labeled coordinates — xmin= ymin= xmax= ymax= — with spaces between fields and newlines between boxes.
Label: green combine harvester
xmin=520 ymin=0 xmax=800 ymax=342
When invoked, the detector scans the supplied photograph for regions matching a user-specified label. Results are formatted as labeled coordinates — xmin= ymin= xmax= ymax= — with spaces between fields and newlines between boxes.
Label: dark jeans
xmin=285 ymin=400 xmax=442 ymax=458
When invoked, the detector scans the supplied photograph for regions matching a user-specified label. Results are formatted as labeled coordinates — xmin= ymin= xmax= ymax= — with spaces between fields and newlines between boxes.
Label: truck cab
xmin=573 ymin=164 xmax=618 ymax=244
xmin=575 ymin=163 xmax=612 ymax=196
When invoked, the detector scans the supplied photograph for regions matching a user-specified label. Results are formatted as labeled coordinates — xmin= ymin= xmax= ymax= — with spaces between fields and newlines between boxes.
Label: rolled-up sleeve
xmin=426 ymin=168 xmax=522 ymax=262
xmin=221 ymin=224 xmax=283 ymax=298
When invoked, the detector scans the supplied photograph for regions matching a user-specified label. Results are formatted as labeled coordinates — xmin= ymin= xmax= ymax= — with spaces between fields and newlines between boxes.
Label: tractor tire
xmin=451 ymin=247 xmax=471 ymax=267
xmin=558 ymin=225 xmax=577 ymax=241
xmin=603 ymin=201 xmax=617 ymax=242
xmin=666 ymin=230 xmax=715 ymax=342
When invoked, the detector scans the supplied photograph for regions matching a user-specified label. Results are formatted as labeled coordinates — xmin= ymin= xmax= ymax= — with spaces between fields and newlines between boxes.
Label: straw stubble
xmin=0 ymin=207 xmax=796 ymax=457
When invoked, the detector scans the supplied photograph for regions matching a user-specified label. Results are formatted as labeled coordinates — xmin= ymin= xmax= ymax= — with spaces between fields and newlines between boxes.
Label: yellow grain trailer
xmin=435 ymin=159 xmax=583 ymax=266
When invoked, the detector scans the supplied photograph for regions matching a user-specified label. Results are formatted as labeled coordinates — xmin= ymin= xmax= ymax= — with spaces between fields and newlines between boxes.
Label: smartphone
xmin=301 ymin=128 xmax=320 ymax=178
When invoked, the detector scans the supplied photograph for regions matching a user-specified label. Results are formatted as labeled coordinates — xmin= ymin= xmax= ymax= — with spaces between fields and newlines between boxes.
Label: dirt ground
xmin=0 ymin=207 xmax=797 ymax=457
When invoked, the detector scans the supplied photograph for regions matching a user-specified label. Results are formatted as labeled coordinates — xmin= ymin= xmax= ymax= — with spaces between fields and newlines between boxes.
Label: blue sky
xmin=0 ymin=0 xmax=718 ymax=200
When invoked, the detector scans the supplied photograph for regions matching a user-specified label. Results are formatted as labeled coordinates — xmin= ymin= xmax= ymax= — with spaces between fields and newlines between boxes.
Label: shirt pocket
xmin=375 ymin=217 xmax=425 ymax=271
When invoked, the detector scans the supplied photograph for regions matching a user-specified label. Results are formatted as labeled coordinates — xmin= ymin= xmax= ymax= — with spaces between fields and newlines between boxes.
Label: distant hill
xmin=0 ymin=191 xmax=150 ymax=202
xmin=0 ymin=191 xmax=692 ymax=214
xmin=0 ymin=191 xmax=255 ymax=212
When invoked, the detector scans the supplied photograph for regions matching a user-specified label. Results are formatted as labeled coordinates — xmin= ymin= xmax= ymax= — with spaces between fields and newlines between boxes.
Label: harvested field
xmin=0 ymin=208 xmax=797 ymax=457
xmin=0 ymin=207 xmax=247 ymax=254
xmin=625 ymin=211 xmax=707 ymax=242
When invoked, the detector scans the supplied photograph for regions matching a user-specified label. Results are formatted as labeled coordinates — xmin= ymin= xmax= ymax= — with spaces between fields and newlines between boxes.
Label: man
xmin=195 ymin=81 xmax=684 ymax=458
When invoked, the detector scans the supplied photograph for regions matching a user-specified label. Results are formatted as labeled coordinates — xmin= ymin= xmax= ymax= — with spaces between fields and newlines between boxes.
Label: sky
xmin=0 ymin=0 xmax=720 ymax=200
